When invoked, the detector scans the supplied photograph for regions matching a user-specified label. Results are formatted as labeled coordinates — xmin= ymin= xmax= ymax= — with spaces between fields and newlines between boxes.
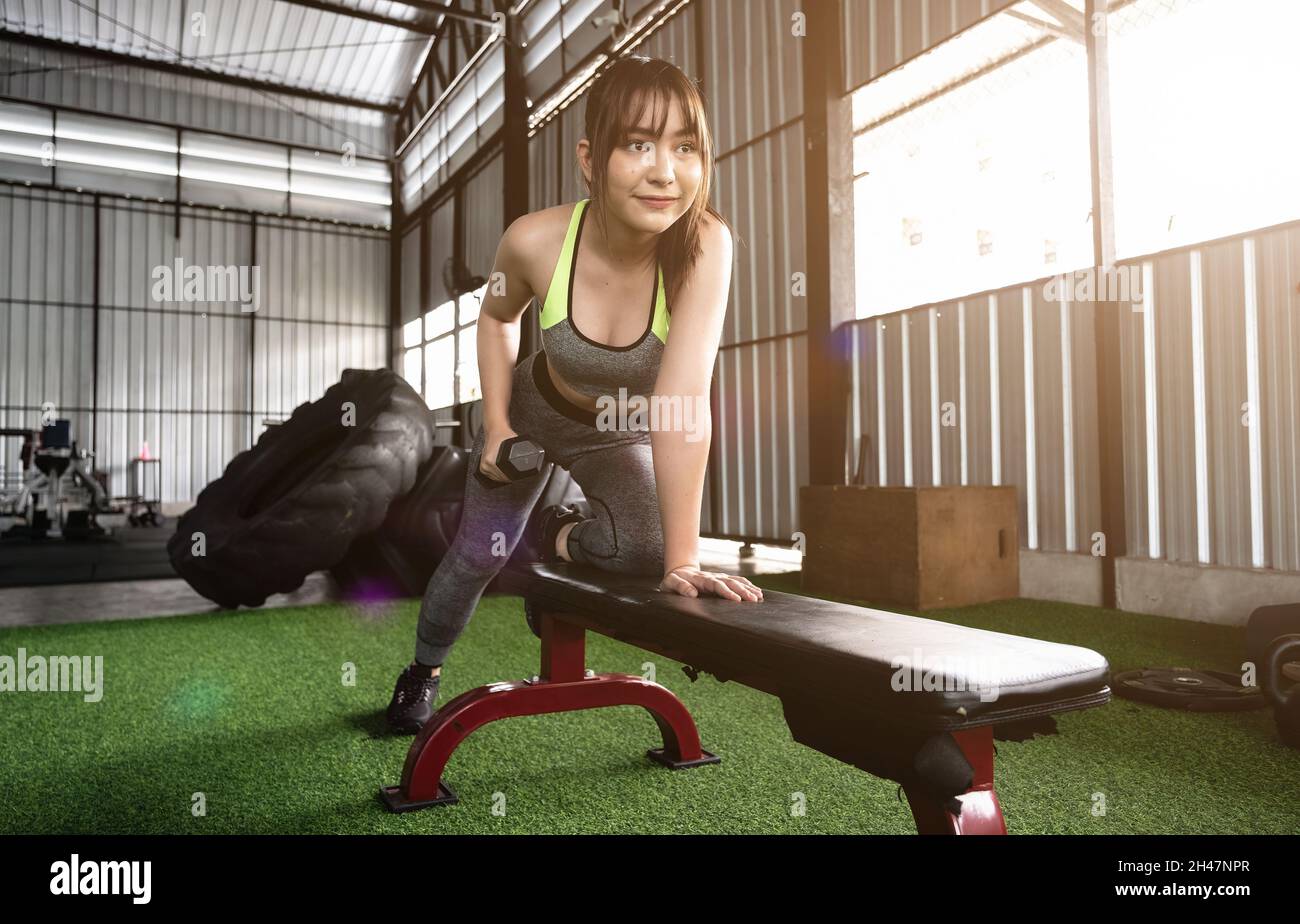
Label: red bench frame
xmin=381 ymin=605 xmax=1009 ymax=834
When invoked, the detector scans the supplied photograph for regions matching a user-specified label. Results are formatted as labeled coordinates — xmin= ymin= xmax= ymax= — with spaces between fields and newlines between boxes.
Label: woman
xmin=387 ymin=55 xmax=764 ymax=734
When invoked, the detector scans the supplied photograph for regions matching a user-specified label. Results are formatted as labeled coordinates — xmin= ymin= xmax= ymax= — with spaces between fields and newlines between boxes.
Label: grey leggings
xmin=414 ymin=350 xmax=666 ymax=667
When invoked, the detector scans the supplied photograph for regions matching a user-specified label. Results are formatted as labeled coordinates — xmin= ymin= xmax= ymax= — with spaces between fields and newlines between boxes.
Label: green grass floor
xmin=1 ymin=573 xmax=1296 ymax=834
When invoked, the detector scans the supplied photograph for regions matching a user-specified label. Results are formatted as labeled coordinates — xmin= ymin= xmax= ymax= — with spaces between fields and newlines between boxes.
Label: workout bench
xmin=380 ymin=562 xmax=1111 ymax=834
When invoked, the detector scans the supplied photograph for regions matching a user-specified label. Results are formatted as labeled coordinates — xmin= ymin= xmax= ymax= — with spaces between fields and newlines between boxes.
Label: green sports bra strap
xmin=540 ymin=199 xmax=588 ymax=329
xmin=651 ymin=264 xmax=669 ymax=344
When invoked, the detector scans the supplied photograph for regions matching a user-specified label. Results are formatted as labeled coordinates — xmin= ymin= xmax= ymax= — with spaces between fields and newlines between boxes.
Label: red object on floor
xmin=380 ymin=608 xmax=1008 ymax=834
xmin=380 ymin=612 xmax=719 ymax=812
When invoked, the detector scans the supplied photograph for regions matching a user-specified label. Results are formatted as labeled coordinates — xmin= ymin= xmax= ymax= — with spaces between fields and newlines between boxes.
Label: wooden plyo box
xmin=798 ymin=485 xmax=1019 ymax=610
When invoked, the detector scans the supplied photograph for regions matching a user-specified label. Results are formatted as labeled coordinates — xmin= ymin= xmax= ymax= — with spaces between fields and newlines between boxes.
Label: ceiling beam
xmin=271 ymin=0 xmax=440 ymax=34
xmin=398 ymin=1 xmax=498 ymax=28
xmin=1028 ymin=0 xmax=1086 ymax=40
xmin=0 ymin=29 xmax=398 ymax=113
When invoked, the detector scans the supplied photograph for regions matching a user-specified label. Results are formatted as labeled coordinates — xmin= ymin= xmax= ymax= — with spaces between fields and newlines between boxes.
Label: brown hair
xmin=580 ymin=55 xmax=736 ymax=314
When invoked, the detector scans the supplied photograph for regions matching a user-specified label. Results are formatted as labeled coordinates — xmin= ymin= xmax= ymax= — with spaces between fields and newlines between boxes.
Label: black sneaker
xmin=386 ymin=664 xmax=441 ymax=735
xmin=536 ymin=504 xmax=587 ymax=564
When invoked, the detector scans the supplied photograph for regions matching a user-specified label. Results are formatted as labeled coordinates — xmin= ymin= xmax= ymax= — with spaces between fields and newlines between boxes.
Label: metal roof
xmin=0 ymin=0 xmax=471 ymax=108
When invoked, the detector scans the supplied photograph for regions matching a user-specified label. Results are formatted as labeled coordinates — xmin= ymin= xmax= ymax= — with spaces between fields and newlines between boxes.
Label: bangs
xmin=614 ymin=81 xmax=703 ymax=146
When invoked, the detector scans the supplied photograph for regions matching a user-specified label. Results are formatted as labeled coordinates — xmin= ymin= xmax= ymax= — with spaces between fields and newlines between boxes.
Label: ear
xmin=576 ymin=138 xmax=592 ymax=186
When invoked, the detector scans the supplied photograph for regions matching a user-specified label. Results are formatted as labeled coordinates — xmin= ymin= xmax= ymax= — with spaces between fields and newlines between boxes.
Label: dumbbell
xmin=473 ymin=436 xmax=546 ymax=490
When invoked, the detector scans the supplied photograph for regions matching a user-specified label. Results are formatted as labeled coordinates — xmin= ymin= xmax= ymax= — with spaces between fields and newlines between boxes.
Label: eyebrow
xmin=628 ymin=126 xmax=696 ymax=139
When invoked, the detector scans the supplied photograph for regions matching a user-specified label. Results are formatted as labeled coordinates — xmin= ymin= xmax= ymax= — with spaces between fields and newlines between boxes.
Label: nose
xmin=645 ymin=142 xmax=675 ymax=185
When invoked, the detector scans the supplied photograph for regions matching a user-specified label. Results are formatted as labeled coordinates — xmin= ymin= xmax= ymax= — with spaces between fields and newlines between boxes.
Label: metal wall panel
xmin=1255 ymin=225 xmax=1300 ymax=572
xmin=993 ymin=285 xmax=1030 ymax=545
xmin=713 ymin=336 xmax=807 ymax=542
xmin=1151 ymin=249 xmax=1199 ymax=564
xmin=0 ymin=188 xmax=96 ymax=427
xmin=699 ymin=0 xmax=808 ymax=543
xmin=848 ymin=281 xmax=1097 ymax=555
xmin=1201 ymin=238 xmax=1252 ymax=569
xmin=631 ymin=2 xmax=695 ymax=75
xmin=253 ymin=218 xmax=389 ymax=418
xmin=1119 ymin=275 xmax=1149 ymax=558
xmin=96 ymin=204 xmax=253 ymax=503
xmin=463 ymin=151 xmax=504 ymax=282
xmin=400 ymin=225 xmax=421 ymax=327
xmin=849 ymin=226 xmax=1300 ymax=573
xmin=702 ymin=0 xmax=803 ymax=157
xmin=558 ymin=97 xmax=586 ymax=203
xmin=425 ymin=195 xmax=455 ymax=310
xmin=842 ymin=0 xmax=1017 ymax=94
xmin=1 ymin=187 xmax=388 ymax=504
xmin=528 ymin=117 xmax=561 ymax=213
xmin=846 ymin=318 xmax=880 ymax=484
xmin=713 ymin=121 xmax=806 ymax=348
xmin=1069 ymin=293 xmax=1102 ymax=554
xmin=961 ymin=297 xmax=995 ymax=488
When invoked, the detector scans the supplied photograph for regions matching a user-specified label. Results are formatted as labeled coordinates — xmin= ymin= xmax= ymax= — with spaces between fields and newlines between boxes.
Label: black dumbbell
xmin=474 ymin=436 xmax=546 ymax=490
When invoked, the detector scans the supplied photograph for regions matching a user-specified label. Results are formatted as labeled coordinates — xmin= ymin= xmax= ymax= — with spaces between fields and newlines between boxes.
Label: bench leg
xmin=379 ymin=609 xmax=718 ymax=813
xmin=902 ymin=727 xmax=1007 ymax=835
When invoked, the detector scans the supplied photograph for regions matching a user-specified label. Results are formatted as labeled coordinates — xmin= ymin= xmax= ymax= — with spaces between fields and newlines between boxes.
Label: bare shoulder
xmin=697 ymin=211 xmax=734 ymax=259
xmin=503 ymin=203 xmax=573 ymax=300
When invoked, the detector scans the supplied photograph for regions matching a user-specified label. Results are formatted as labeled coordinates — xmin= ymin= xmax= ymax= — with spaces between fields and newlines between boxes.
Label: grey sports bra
xmin=537 ymin=198 xmax=671 ymax=401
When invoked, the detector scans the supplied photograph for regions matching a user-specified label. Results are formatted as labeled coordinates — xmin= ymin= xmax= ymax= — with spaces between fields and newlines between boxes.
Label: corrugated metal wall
xmin=694 ymin=0 xmax=807 ymax=542
xmin=557 ymin=96 xmax=587 ymax=203
xmin=0 ymin=186 xmax=387 ymax=505
xmin=841 ymin=0 xmax=1018 ymax=93
xmin=423 ymin=195 xmax=456 ymax=316
xmin=848 ymin=280 xmax=1106 ymax=556
xmin=1115 ymin=227 xmax=1300 ymax=572
xmin=528 ymin=114 xmax=561 ymax=213
xmin=1254 ymin=226 xmax=1300 ymax=572
xmin=253 ymin=216 xmax=389 ymax=417
xmin=463 ymin=152 xmax=504 ymax=284
xmin=849 ymin=221 xmax=1300 ymax=573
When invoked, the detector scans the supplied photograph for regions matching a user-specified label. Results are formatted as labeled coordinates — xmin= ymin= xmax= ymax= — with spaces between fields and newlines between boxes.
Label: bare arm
xmin=476 ymin=214 xmax=544 ymax=431
xmin=473 ymin=214 xmax=543 ymax=483
xmin=650 ymin=217 xmax=758 ymax=603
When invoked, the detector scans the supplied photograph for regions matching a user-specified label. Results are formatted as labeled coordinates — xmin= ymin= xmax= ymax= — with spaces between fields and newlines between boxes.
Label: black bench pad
xmin=500 ymin=562 xmax=1110 ymax=732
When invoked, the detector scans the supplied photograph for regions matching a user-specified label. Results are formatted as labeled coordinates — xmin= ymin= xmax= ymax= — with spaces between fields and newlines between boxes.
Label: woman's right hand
xmin=479 ymin=425 xmax=519 ymax=484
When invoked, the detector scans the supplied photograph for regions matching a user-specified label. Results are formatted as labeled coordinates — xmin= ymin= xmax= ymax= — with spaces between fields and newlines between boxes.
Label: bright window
xmin=1109 ymin=0 xmax=1300 ymax=257
xmin=424 ymin=336 xmax=454 ymax=411
xmin=851 ymin=3 xmax=1092 ymax=318
xmin=848 ymin=0 xmax=1298 ymax=317
xmin=416 ymin=282 xmax=487 ymax=411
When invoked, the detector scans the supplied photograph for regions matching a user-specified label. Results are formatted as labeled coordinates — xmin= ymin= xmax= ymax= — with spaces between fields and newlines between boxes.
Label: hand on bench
xmin=659 ymin=564 xmax=764 ymax=602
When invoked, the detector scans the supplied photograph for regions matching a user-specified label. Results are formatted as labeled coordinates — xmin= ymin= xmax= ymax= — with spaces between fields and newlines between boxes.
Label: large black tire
xmin=328 ymin=445 xmax=470 ymax=600
xmin=168 ymin=369 xmax=434 ymax=608
xmin=330 ymin=445 xmax=589 ymax=600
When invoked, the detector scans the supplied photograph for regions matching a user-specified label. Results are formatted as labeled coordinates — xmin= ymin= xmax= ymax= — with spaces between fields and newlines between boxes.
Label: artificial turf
xmin=1 ymin=572 xmax=1296 ymax=834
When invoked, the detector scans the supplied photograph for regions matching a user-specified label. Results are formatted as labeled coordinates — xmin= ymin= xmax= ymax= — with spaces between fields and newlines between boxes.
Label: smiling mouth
xmin=637 ymin=196 xmax=677 ymax=203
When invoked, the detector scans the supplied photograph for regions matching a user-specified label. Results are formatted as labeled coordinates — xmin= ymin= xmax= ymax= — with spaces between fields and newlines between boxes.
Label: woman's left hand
xmin=659 ymin=566 xmax=764 ymax=602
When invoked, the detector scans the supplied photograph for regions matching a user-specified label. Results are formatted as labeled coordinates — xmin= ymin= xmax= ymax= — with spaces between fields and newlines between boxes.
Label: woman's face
xmin=589 ymin=93 xmax=702 ymax=235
